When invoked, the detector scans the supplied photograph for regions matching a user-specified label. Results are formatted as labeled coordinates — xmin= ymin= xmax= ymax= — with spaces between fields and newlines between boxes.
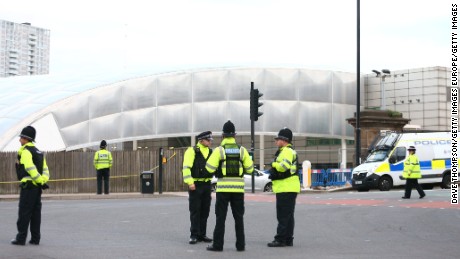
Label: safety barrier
xmin=310 ymin=169 xmax=326 ymax=187
xmin=310 ymin=169 xmax=352 ymax=187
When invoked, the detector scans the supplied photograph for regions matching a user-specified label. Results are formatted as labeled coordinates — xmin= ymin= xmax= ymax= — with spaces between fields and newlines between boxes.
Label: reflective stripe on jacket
xmin=205 ymin=138 xmax=254 ymax=193
xmin=182 ymin=143 xmax=212 ymax=185
xmin=94 ymin=149 xmax=113 ymax=170
xmin=271 ymin=144 xmax=300 ymax=193
xmin=403 ymin=154 xmax=421 ymax=179
xmin=18 ymin=142 xmax=49 ymax=186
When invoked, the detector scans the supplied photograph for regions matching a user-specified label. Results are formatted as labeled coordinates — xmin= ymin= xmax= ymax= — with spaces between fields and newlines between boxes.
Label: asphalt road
xmin=1 ymin=189 xmax=459 ymax=259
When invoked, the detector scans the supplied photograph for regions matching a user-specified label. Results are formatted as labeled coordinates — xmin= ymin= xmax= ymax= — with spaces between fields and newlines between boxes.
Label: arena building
xmin=0 ymin=66 xmax=450 ymax=169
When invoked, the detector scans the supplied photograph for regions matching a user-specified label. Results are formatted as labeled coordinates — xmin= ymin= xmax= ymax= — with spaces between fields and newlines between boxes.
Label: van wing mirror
xmin=389 ymin=156 xmax=396 ymax=164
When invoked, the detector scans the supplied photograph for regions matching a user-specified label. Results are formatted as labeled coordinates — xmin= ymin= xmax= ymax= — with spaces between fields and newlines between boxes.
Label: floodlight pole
xmin=356 ymin=0 xmax=361 ymax=166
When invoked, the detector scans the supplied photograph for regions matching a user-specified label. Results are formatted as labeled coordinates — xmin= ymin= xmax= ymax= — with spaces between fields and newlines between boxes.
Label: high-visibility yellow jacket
xmin=93 ymin=149 xmax=113 ymax=170
xmin=271 ymin=144 xmax=300 ymax=193
xmin=182 ymin=142 xmax=212 ymax=185
xmin=206 ymin=138 xmax=254 ymax=193
xmin=403 ymin=154 xmax=421 ymax=179
xmin=17 ymin=142 xmax=50 ymax=186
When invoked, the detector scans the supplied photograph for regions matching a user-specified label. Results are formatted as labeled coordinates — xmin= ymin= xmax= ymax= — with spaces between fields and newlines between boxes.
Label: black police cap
xmin=275 ymin=127 xmax=293 ymax=142
xmin=20 ymin=126 xmax=36 ymax=141
xmin=222 ymin=120 xmax=236 ymax=137
xmin=197 ymin=131 xmax=213 ymax=140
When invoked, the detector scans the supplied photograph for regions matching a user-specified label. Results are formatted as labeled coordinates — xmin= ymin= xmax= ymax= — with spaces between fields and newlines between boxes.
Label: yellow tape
xmin=0 ymin=174 xmax=139 ymax=184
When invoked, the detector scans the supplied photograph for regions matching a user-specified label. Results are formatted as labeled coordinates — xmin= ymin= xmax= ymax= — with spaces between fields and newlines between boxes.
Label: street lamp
xmin=372 ymin=69 xmax=391 ymax=110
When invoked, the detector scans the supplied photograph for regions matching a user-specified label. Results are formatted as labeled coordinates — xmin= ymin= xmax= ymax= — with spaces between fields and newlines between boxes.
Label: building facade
xmin=0 ymin=20 xmax=50 ymax=77
xmin=365 ymin=66 xmax=449 ymax=130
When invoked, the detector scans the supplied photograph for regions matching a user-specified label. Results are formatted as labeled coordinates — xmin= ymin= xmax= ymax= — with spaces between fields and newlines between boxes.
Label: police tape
xmin=0 ymin=173 xmax=146 ymax=184
xmin=0 ymin=151 xmax=177 ymax=185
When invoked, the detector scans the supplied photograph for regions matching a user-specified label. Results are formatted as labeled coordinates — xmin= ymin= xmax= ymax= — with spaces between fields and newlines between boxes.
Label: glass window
xmin=389 ymin=146 xmax=406 ymax=164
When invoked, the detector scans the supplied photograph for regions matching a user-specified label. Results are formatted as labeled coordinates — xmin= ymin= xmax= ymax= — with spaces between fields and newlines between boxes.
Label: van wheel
xmin=441 ymin=174 xmax=451 ymax=189
xmin=378 ymin=176 xmax=393 ymax=191
xmin=264 ymin=182 xmax=273 ymax=192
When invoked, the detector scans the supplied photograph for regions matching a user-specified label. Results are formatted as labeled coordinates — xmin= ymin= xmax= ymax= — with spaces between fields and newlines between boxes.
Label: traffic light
xmin=250 ymin=88 xmax=263 ymax=121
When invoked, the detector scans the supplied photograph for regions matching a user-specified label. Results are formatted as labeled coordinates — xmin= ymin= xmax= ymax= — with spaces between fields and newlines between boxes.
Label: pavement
xmin=0 ymin=186 xmax=353 ymax=201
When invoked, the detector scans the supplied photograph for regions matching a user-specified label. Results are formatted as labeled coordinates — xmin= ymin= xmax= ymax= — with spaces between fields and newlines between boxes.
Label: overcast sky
xmin=0 ymin=0 xmax=451 ymax=76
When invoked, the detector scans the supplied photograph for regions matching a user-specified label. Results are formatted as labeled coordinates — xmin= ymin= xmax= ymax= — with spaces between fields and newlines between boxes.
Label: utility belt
xmin=268 ymin=168 xmax=297 ymax=180
xmin=194 ymin=180 xmax=211 ymax=185
xmin=20 ymin=181 xmax=39 ymax=190
xmin=19 ymin=181 xmax=49 ymax=190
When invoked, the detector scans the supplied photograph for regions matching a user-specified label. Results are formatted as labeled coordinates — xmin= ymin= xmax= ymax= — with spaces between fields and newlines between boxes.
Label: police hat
xmin=408 ymin=146 xmax=416 ymax=151
xmin=19 ymin=126 xmax=36 ymax=141
xmin=197 ymin=131 xmax=213 ymax=141
xmin=100 ymin=140 xmax=107 ymax=148
xmin=222 ymin=120 xmax=236 ymax=137
xmin=275 ymin=127 xmax=293 ymax=142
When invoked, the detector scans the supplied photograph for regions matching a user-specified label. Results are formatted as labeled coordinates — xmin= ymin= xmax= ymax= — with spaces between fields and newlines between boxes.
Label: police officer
xmin=267 ymin=128 xmax=300 ymax=247
xmin=11 ymin=126 xmax=50 ymax=246
xmin=93 ymin=140 xmax=113 ymax=195
xmin=402 ymin=146 xmax=426 ymax=199
xmin=205 ymin=121 xmax=254 ymax=252
xmin=182 ymin=131 xmax=214 ymax=244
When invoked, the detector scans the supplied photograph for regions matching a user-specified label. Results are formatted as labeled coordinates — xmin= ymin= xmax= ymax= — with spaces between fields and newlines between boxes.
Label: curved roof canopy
xmin=0 ymin=67 xmax=358 ymax=151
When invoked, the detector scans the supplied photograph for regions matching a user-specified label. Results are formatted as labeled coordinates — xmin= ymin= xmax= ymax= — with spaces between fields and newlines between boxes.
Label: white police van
xmin=352 ymin=131 xmax=451 ymax=191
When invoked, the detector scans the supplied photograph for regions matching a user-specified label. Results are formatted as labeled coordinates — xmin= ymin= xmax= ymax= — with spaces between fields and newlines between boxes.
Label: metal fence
xmin=310 ymin=169 xmax=353 ymax=187
xmin=0 ymin=148 xmax=189 ymax=195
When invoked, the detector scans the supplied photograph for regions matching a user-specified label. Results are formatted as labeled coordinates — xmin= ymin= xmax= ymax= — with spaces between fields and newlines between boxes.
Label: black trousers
xmin=212 ymin=192 xmax=245 ymax=250
xmin=188 ymin=182 xmax=212 ymax=239
xmin=16 ymin=187 xmax=42 ymax=243
xmin=97 ymin=168 xmax=110 ymax=194
xmin=404 ymin=179 xmax=425 ymax=198
xmin=274 ymin=192 xmax=297 ymax=244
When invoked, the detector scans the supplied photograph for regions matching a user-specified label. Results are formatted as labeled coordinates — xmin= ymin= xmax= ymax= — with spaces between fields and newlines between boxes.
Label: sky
xmin=0 ymin=0 xmax=451 ymax=76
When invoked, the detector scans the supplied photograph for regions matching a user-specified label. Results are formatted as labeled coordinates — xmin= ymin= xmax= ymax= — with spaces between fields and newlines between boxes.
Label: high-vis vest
xmin=271 ymin=144 xmax=300 ymax=194
xmin=217 ymin=143 xmax=242 ymax=178
xmin=94 ymin=149 xmax=113 ymax=170
xmin=206 ymin=138 xmax=254 ymax=193
xmin=403 ymin=154 xmax=421 ymax=179
xmin=16 ymin=142 xmax=50 ymax=186
xmin=182 ymin=143 xmax=212 ymax=185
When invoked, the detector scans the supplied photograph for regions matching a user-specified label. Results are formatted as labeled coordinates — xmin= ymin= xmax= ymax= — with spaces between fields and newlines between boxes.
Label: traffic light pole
xmin=159 ymin=147 xmax=163 ymax=194
xmin=250 ymin=82 xmax=255 ymax=193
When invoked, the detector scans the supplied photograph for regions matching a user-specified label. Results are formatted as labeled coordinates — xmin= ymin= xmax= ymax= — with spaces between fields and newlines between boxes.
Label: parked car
xmin=211 ymin=169 xmax=272 ymax=192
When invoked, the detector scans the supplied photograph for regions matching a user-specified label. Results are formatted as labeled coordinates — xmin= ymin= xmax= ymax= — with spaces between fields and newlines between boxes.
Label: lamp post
xmin=356 ymin=0 xmax=361 ymax=166
xmin=372 ymin=69 xmax=391 ymax=110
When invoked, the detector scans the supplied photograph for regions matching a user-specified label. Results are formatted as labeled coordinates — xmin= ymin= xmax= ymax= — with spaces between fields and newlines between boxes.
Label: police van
xmin=352 ymin=131 xmax=451 ymax=191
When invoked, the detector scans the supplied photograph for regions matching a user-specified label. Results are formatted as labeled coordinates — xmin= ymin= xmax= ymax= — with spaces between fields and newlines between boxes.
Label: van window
xmin=365 ymin=149 xmax=390 ymax=163
xmin=389 ymin=147 xmax=406 ymax=163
